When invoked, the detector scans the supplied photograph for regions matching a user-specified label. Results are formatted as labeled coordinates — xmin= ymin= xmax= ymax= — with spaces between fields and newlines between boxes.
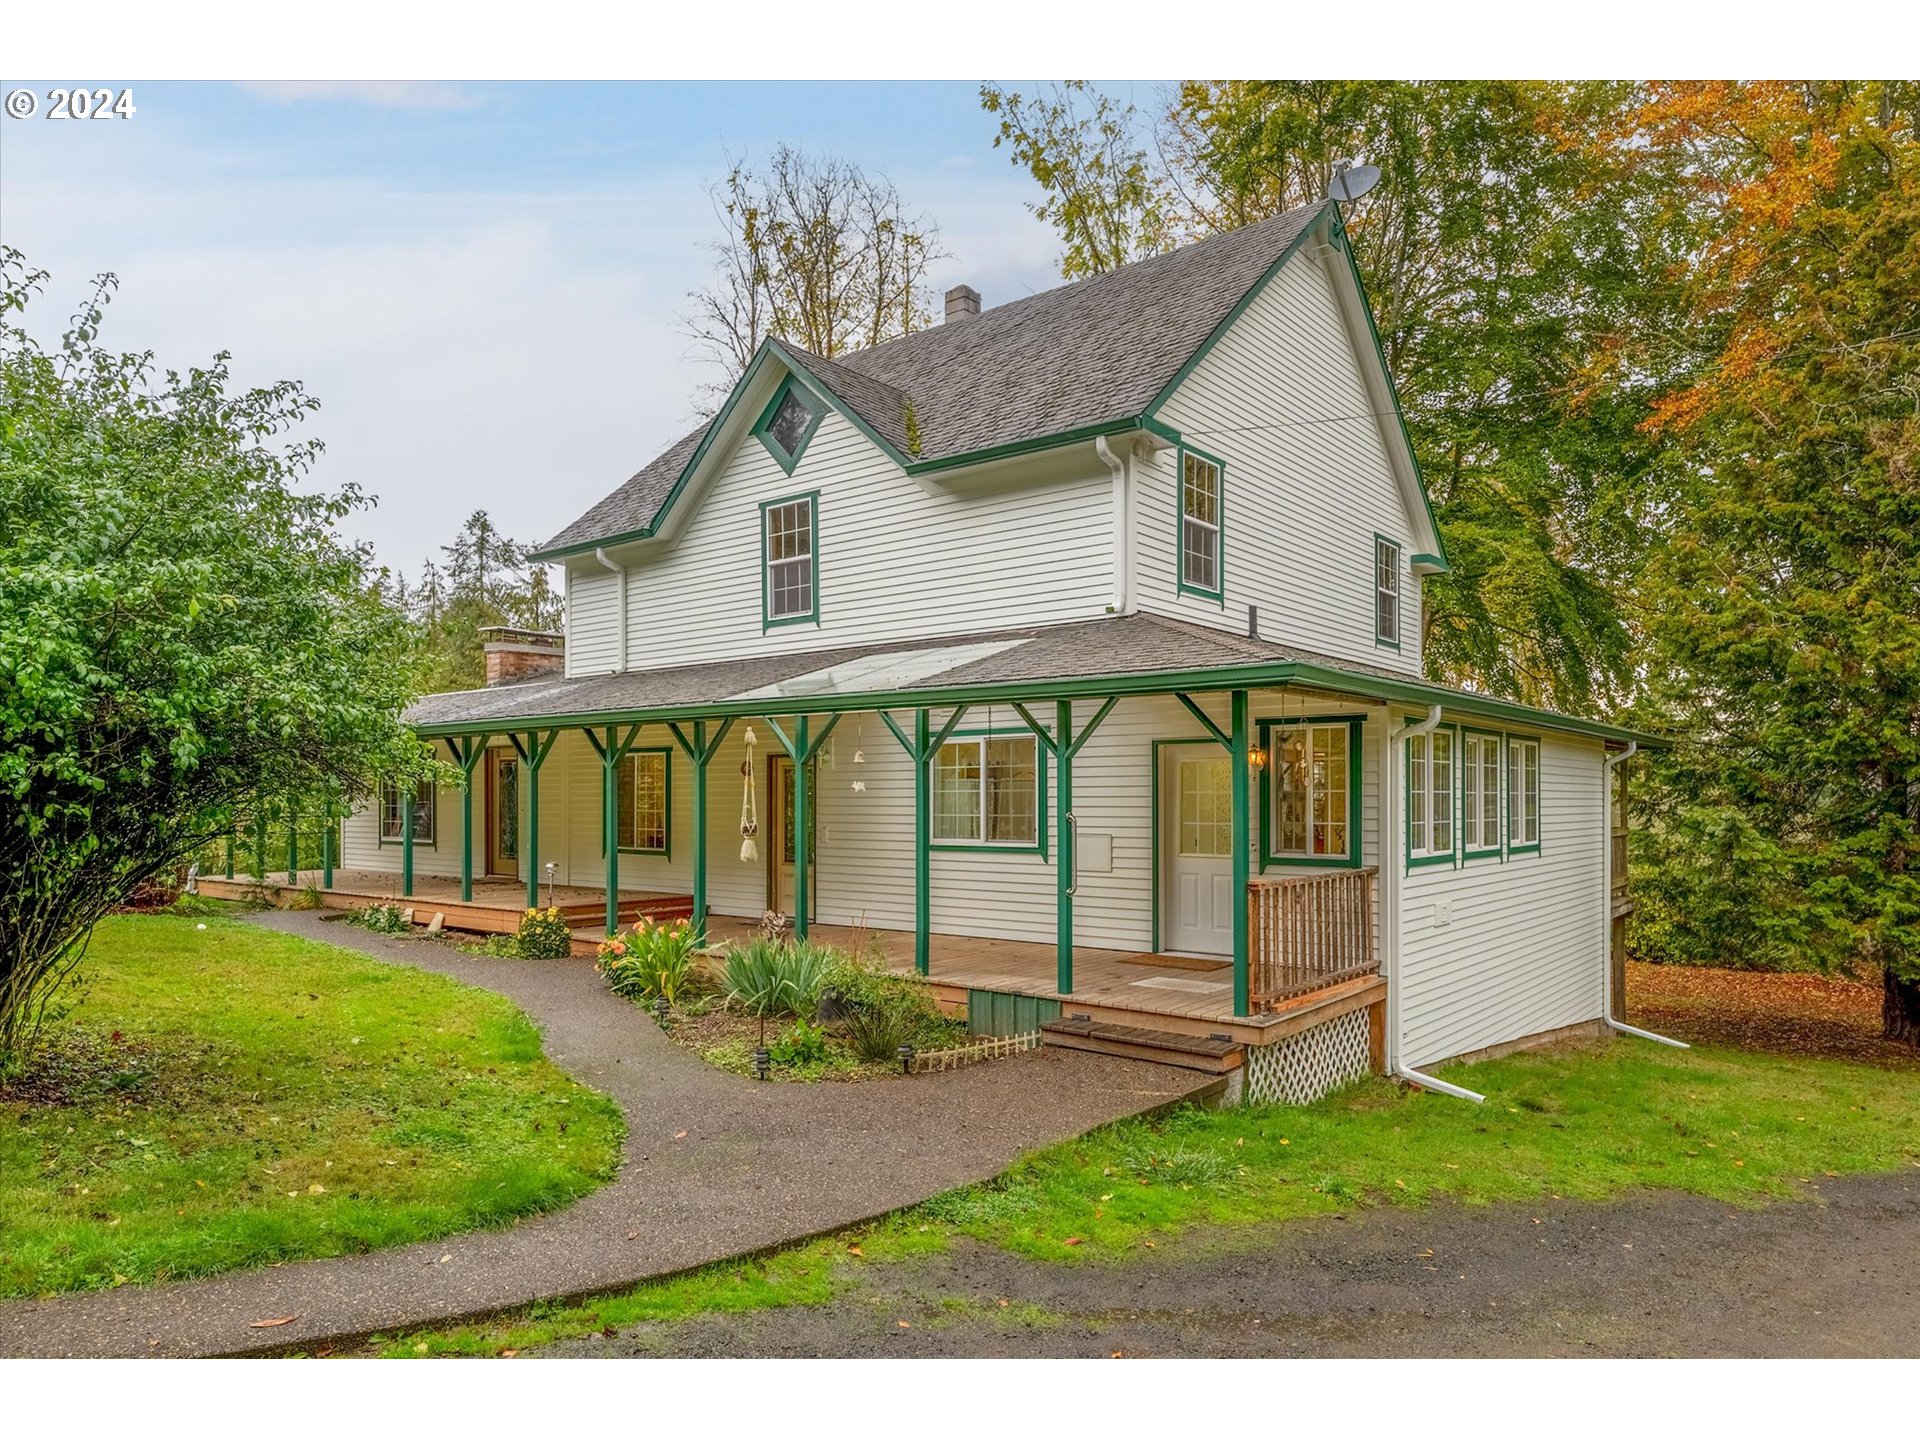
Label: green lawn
xmin=378 ymin=1035 xmax=1920 ymax=1357
xmin=0 ymin=910 xmax=623 ymax=1299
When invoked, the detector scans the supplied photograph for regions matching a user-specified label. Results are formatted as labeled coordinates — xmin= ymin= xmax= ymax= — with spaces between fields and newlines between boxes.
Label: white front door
xmin=1162 ymin=745 xmax=1236 ymax=956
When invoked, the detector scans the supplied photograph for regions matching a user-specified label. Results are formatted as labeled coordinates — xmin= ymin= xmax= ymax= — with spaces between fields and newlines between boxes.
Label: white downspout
xmin=1095 ymin=434 xmax=1132 ymax=615
xmin=1601 ymin=742 xmax=1688 ymax=1048
xmin=593 ymin=547 xmax=628 ymax=674
xmin=1385 ymin=706 xmax=1483 ymax=1102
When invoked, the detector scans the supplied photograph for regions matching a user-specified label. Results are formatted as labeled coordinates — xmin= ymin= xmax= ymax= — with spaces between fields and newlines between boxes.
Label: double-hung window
xmin=379 ymin=780 xmax=435 ymax=845
xmin=1406 ymin=726 xmax=1454 ymax=863
xmin=615 ymin=749 xmax=670 ymax=854
xmin=761 ymin=493 xmax=818 ymax=627
xmin=1461 ymin=731 xmax=1503 ymax=858
xmin=1508 ymin=737 xmax=1541 ymax=851
xmin=932 ymin=733 xmax=1040 ymax=847
xmin=1374 ymin=536 xmax=1401 ymax=646
xmin=1179 ymin=450 xmax=1223 ymax=599
xmin=1270 ymin=721 xmax=1353 ymax=862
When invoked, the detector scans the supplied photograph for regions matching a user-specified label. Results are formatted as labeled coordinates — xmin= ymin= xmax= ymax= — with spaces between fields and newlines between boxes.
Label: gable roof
xmin=534 ymin=200 xmax=1440 ymax=562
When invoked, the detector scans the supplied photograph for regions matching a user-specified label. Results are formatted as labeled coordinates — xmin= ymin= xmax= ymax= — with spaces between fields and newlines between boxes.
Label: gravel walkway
xmin=0 ymin=911 xmax=1215 ymax=1358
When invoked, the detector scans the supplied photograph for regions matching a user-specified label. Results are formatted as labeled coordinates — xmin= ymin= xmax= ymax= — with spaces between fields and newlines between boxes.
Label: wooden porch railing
xmin=1247 ymin=867 xmax=1379 ymax=1010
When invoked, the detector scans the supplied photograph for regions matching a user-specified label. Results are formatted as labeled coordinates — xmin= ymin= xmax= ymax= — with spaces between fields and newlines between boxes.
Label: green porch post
xmin=401 ymin=785 xmax=416 ymax=898
xmin=878 ymin=706 xmax=967 ymax=977
xmin=511 ymin=730 xmax=560 ymax=912
xmin=224 ymin=829 xmax=235 ymax=879
xmin=667 ymin=718 xmax=735 ymax=936
xmin=253 ymin=804 xmax=267 ymax=881
xmin=762 ymin=714 xmax=841 ymax=943
xmin=286 ymin=796 xmax=300 ymax=887
xmin=321 ymin=796 xmax=335 ymax=890
xmin=446 ymin=736 xmax=491 ymax=904
xmin=586 ymin=724 xmax=644 ymax=936
xmin=1230 ymin=689 xmax=1252 ymax=1018
xmin=1054 ymin=699 xmax=1074 ymax=994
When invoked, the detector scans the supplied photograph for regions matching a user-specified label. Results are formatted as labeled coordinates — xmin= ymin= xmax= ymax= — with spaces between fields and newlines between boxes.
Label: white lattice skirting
xmin=1241 ymin=1006 xmax=1373 ymax=1105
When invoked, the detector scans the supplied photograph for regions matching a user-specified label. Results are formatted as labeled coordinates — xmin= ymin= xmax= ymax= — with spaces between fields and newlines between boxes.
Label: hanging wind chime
xmin=850 ymin=721 xmax=866 ymax=793
xmin=739 ymin=724 xmax=760 ymax=862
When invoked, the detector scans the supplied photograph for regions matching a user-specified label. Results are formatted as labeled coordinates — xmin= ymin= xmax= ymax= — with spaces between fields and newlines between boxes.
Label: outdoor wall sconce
xmin=1248 ymin=745 xmax=1268 ymax=771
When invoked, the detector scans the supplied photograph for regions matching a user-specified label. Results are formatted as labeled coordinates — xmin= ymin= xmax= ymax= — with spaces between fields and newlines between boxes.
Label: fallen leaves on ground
xmin=1628 ymin=961 xmax=1917 ymax=1068
xmin=249 ymin=1314 xmax=299 ymax=1328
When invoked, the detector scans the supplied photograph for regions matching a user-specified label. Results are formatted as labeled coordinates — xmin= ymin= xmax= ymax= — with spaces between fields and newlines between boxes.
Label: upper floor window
xmin=1508 ymin=737 xmax=1542 ymax=851
xmin=1178 ymin=449 xmax=1223 ymax=600
xmin=1269 ymin=720 xmax=1353 ymax=863
xmin=1406 ymin=725 xmax=1455 ymax=864
xmin=379 ymin=779 xmax=434 ymax=845
xmin=615 ymin=748 xmax=670 ymax=854
xmin=932 ymin=733 xmax=1041 ymax=848
xmin=761 ymin=492 xmax=818 ymax=628
xmin=754 ymin=377 xmax=824 ymax=474
xmin=1375 ymin=536 xmax=1401 ymax=647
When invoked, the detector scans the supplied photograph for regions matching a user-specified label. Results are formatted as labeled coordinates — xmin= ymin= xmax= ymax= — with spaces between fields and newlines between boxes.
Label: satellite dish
xmin=1326 ymin=160 xmax=1380 ymax=204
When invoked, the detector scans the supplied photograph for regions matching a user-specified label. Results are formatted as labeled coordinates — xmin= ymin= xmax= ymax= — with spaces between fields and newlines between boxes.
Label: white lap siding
xmin=1394 ymin=727 xmax=1606 ymax=1068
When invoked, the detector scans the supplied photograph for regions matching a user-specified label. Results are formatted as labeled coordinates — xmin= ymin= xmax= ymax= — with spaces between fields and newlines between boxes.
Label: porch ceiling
xmin=403 ymin=612 xmax=1660 ymax=748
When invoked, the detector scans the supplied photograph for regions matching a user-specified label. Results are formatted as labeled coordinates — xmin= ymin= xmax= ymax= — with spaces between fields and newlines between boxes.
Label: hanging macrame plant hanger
xmin=739 ymin=725 xmax=760 ymax=862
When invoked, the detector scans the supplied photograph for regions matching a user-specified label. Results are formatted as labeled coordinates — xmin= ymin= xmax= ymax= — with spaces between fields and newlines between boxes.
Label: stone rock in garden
xmin=426 ymin=913 xmax=444 ymax=934
xmin=401 ymin=907 xmax=415 ymax=925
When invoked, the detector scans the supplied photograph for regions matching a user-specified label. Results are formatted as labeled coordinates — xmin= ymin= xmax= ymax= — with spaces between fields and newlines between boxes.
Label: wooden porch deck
xmin=196 ymin=869 xmax=692 ymax=936
xmin=699 ymin=915 xmax=1383 ymax=1046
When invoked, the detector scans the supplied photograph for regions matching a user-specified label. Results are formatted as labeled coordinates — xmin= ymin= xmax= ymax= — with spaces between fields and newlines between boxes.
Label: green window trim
xmin=927 ymin=727 xmax=1049 ymax=857
xmin=759 ymin=489 xmax=820 ymax=631
xmin=377 ymin=779 xmax=436 ymax=848
xmin=601 ymin=746 xmax=672 ymax=857
xmin=1404 ymin=718 xmax=1459 ymax=870
xmin=1174 ymin=444 xmax=1226 ymax=605
xmin=1373 ymin=534 xmax=1403 ymax=651
xmin=1506 ymin=732 xmax=1543 ymax=855
xmin=751 ymin=374 xmax=826 ymax=475
xmin=1460 ymin=725 xmax=1505 ymax=861
xmin=1256 ymin=714 xmax=1364 ymax=870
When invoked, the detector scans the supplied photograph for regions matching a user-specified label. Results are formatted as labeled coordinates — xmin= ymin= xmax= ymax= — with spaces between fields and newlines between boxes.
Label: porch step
xmin=1040 ymin=1016 xmax=1244 ymax=1075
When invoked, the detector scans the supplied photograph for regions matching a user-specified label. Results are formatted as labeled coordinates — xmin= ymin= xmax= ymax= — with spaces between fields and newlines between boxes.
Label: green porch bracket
xmin=443 ymin=734 xmax=494 ymax=904
xmin=508 ymin=729 xmax=562 ymax=911
xmin=1012 ymin=696 xmax=1119 ymax=995
xmin=1173 ymin=691 xmax=1232 ymax=749
xmin=1230 ymin=690 xmax=1251 ymax=1017
xmin=667 ymin=717 xmax=737 ymax=935
xmin=878 ymin=704 xmax=970 ymax=975
xmin=584 ymin=722 xmax=645 ymax=936
xmin=763 ymin=713 xmax=841 ymax=940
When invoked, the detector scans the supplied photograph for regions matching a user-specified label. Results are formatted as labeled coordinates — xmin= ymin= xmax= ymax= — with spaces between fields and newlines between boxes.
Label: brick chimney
xmin=944 ymin=284 xmax=980 ymax=323
xmin=479 ymin=626 xmax=565 ymax=686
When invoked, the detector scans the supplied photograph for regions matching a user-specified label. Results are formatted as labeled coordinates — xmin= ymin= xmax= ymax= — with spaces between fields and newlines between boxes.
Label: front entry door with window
xmin=765 ymin=756 xmax=817 ymax=921
xmin=1161 ymin=744 xmax=1235 ymax=956
xmin=486 ymin=750 xmax=519 ymax=880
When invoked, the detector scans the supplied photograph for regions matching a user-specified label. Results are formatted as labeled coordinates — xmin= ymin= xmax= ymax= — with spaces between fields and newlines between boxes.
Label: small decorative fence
xmin=1246 ymin=866 xmax=1379 ymax=1011
xmin=908 ymin=1029 xmax=1042 ymax=1074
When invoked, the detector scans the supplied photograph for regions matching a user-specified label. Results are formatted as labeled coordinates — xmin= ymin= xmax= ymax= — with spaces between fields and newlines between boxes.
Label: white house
xmin=295 ymin=200 xmax=1651 ymax=1102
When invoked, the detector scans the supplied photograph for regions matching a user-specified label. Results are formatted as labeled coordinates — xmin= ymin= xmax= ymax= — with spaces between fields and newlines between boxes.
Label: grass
xmin=377 ymin=1033 xmax=1920 ymax=1356
xmin=0 ymin=910 xmax=623 ymax=1299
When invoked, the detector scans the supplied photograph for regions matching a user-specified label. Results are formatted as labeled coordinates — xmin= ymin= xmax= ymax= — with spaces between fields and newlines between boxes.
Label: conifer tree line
xmin=378 ymin=509 xmax=563 ymax=695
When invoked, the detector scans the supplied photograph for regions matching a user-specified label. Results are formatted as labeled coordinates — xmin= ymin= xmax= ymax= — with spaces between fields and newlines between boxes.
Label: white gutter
xmin=1095 ymin=434 xmax=1132 ymax=615
xmin=593 ymin=547 xmax=628 ymax=674
xmin=1381 ymin=706 xmax=1484 ymax=1099
xmin=1601 ymin=742 xmax=1689 ymax=1049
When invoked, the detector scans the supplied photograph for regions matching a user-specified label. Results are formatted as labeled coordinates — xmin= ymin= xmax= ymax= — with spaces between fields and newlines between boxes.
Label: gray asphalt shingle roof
xmin=538 ymin=203 xmax=1326 ymax=556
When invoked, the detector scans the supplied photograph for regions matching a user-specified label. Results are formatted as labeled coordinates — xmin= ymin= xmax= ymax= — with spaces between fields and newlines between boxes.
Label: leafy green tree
xmin=405 ymin=509 xmax=557 ymax=693
xmin=0 ymin=253 xmax=431 ymax=1062
xmin=1619 ymin=82 xmax=1920 ymax=1042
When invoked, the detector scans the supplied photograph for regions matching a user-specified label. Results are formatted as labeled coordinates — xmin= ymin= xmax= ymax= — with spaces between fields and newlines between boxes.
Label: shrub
xmin=354 ymin=902 xmax=409 ymax=934
xmin=461 ymin=934 xmax=523 ymax=957
xmin=597 ymin=918 xmax=704 ymax=1006
xmin=768 ymin=1018 xmax=830 ymax=1066
xmin=821 ymin=950 xmax=946 ymax=1062
xmin=516 ymin=907 xmax=574 ymax=959
xmin=724 ymin=938 xmax=829 ymax=1019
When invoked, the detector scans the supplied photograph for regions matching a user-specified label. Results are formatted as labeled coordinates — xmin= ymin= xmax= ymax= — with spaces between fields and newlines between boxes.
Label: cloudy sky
xmin=0 ymin=80 xmax=1140 ymax=576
